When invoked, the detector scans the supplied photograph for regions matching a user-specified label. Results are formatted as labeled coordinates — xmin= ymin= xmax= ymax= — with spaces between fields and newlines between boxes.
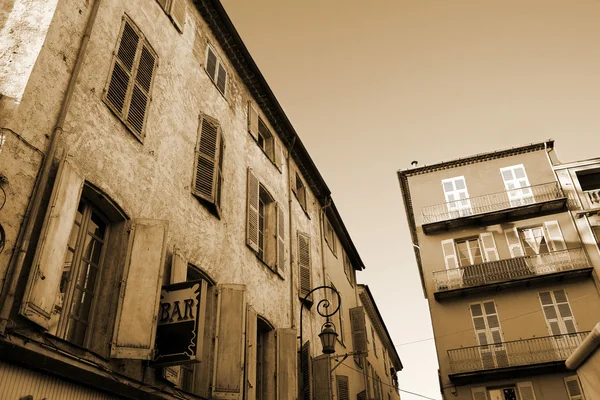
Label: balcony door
xmin=501 ymin=165 xmax=534 ymax=207
xmin=539 ymin=290 xmax=579 ymax=359
xmin=442 ymin=176 xmax=471 ymax=217
xmin=470 ymin=301 xmax=508 ymax=370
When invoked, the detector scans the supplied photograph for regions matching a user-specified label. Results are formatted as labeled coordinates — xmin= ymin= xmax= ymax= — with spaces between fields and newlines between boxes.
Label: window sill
xmin=192 ymin=193 xmax=221 ymax=220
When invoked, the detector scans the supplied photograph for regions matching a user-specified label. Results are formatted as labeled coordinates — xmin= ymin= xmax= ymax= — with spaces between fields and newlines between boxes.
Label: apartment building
xmin=398 ymin=141 xmax=599 ymax=400
xmin=0 ymin=0 xmax=400 ymax=398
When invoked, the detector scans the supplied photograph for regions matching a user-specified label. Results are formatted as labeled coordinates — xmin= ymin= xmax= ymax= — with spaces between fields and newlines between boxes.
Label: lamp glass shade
xmin=319 ymin=322 xmax=338 ymax=354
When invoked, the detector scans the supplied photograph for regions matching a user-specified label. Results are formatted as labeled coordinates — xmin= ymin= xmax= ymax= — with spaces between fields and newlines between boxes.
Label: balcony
xmin=421 ymin=182 xmax=567 ymax=234
xmin=448 ymin=332 xmax=589 ymax=383
xmin=584 ymin=189 xmax=600 ymax=208
xmin=433 ymin=248 xmax=592 ymax=300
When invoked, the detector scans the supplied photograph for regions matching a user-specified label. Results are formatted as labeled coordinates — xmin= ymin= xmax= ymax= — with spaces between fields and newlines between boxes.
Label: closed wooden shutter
xmin=169 ymin=0 xmax=186 ymax=33
xmin=206 ymin=47 xmax=217 ymax=81
xmin=192 ymin=115 xmax=222 ymax=204
xmin=300 ymin=341 xmax=312 ymax=400
xmin=216 ymin=63 xmax=227 ymax=95
xmin=539 ymin=290 xmax=577 ymax=335
xmin=247 ymin=101 xmax=259 ymax=140
xmin=336 ymin=375 xmax=349 ymax=400
xmin=357 ymin=390 xmax=367 ymax=400
xmin=313 ymin=354 xmax=331 ymax=400
xmin=517 ymin=382 xmax=537 ymax=400
xmin=479 ymin=233 xmax=499 ymax=262
xmin=111 ymin=219 xmax=169 ymax=359
xmin=298 ymin=232 xmax=311 ymax=298
xmin=126 ymin=41 xmax=155 ymax=137
xmin=441 ymin=239 xmax=458 ymax=269
xmin=564 ymin=376 xmax=585 ymax=400
xmin=471 ymin=387 xmax=488 ymax=400
xmin=20 ymin=158 xmax=84 ymax=329
xmin=212 ymin=284 xmax=246 ymax=399
xmin=350 ymin=306 xmax=367 ymax=361
xmin=505 ymin=228 xmax=525 ymax=257
xmin=277 ymin=328 xmax=297 ymax=399
xmin=246 ymin=168 xmax=259 ymax=252
xmin=245 ymin=306 xmax=257 ymax=400
xmin=544 ymin=221 xmax=566 ymax=251
xmin=276 ymin=202 xmax=286 ymax=277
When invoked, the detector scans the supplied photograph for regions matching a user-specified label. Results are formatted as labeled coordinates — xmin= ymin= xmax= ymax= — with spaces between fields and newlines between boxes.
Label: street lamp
xmin=299 ymin=285 xmax=341 ymax=358
xmin=319 ymin=320 xmax=338 ymax=354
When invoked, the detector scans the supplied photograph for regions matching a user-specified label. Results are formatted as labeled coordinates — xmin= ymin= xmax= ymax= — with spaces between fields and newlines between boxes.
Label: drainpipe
xmin=566 ymin=322 xmax=600 ymax=370
xmin=0 ymin=0 xmax=102 ymax=334
xmin=286 ymin=137 xmax=296 ymax=329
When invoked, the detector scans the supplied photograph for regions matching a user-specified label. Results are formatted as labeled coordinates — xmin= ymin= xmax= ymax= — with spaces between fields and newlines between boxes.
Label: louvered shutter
xmin=505 ymin=228 xmax=525 ymax=257
xmin=480 ymin=233 xmax=499 ymax=262
xmin=20 ymin=158 xmax=84 ymax=329
xmin=544 ymin=221 xmax=566 ymax=251
xmin=206 ymin=47 xmax=217 ymax=81
xmin=553 ymin=290 xmax=576 ymax=333
xmin=539 ymin=291 xmax=563 ymax=335
xmin=214 ymin=136 xmax=225 ymax=214
xmin=273 ymin=139 xmax=283 ymax=172
xmin=106 ymin=20 xmax=139 ymax=117
xmin=169 ymin=0 xmax=186 ymax=33
xmin=564 ymin=376 xmax=585 ymax=400
xmin=216 ymin=63 xmax=227 ymax=95
xmin=350 ymin=306 xmax=367 ymax=360
xmin=276 ymin=202 xmax=286 ymax=277
xmin=127 ymin=42 xmax=156 ymax=137
xmin=300 ymin=341 xmax=312 ymax=400
xmin=517 ymin=382 xmax=537 ymax=400
xmin=246 ymin=168 xmax=259 ymax=252
xmin=471 ymin=387 xmax=488 ymax=400
xmin=247 ymin=101 xmax=259 ymax=140
xmin=441 ymin=239 xmax=458 ymax=268
xmin=213 ymin=284 xmax=246 ymax=399
xmin=277 ymin=328 xmax=297 ymax=399
xmin=245 ymin=306 xmax=257 ymax=400
xmin=192 ymin=115 xmax=221 ymax=204
xmin=313 ymin=354 xmax=331 ymax=400
xmin=111 ymin=219 xmax=169 ymax=359
xmin=357 ymin=390 xmax=367 ymax=400
xmin=336 ymin=375 xmax=349 ymax=400
xmin=298 ymin=232 xmax=312 ymax=298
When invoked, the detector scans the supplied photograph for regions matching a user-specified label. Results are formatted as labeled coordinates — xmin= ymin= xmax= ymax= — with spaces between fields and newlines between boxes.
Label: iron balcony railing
xmin=421 ymin=182 xmax=564 ymax=224
xmin=584 ymin=189 xmax=600 ymax=207
xmin=448 ymin=332 xmax=589 ymax=374
xmin=433 ymin=248 xmax=589 ymax=292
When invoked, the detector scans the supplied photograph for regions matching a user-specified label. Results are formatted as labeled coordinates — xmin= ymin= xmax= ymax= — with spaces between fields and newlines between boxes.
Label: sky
xmin=220 ymin=1 xmax=600 ymax=399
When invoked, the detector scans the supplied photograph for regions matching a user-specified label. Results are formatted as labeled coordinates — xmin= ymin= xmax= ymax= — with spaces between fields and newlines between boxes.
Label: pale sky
xmin=220 ymin=1 xmax=600 ymax=399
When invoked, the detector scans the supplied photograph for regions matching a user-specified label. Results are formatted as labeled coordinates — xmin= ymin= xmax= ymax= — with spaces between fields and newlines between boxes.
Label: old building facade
xmin=398 ymin=141 xmax=599 ymax=400
xmin=0 ymin=0 xmax=400 ymax=398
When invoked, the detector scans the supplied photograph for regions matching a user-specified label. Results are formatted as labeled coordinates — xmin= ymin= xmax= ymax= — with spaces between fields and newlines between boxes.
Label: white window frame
xmin=538 ymin=290 xmax=578 ymax=335
xmin=455 ymin=237 xmax=485 ymax=267
xmin=564 ymin=376 xmax=586 ymax=400
xmin=500 ymin=164 xmax=534 ymax=206
xmin=442 ymin=176 xmax=471 ymax=214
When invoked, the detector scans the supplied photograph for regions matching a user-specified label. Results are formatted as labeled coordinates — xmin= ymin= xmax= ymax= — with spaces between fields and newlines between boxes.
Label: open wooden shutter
xmin=212 ymin=284 xmax=246 ymax=399
xmin=246 ymin=168 xmax=259 ymax=252
xmin=350 ymin=306 xmax=367 ymax=362
xmin=247 ymin=101 xmax=259 ymax=140
xmin=564 ymin=376 xmax=585 ymax=400
xmin=544 ymin=221 xmax=566 ymax=251
xmin=106 ymin=20 xmax=139 ymax=117
xmin=479 ymin=233 xmax=499 ymax=262
xmin=192 ymin=115 xmax=222 ymax=204
xmin=505 ymin=228 xmax=525 ymax=257
xmin=336 ymin=375 xmax=349 ymax=400
xmin=206 ymin=47 xmax=217 ymax=81
xmin=273 ymin=139 xmax=283 ymax=172
xmin=126 ymin=40 xmax=156 ymax=137
xmin=20 ymin=158 xmax=84 ymax=329
xmin=277 ymin=328 xmax=297 ymax=399
xmin=169 ymin=0 xmax=186 ymax=33
xmin=245 ymin=306 xmax=257 ymax=400
xmin=216 ymin=64 xmax=227 ymax=95
xmin=441 ymin=239 xmax=458 ymax=269
xmin=276 ymin=202 xmax=286 ymax=277
xmin=313 ymin=354 xmax=331 ymax=400
xmin=298 ymin=232 xmax=311 ymax=298
xmin=471 ymin=387 xmax=488 ymax=400
xmin=111 ymin=219 xmax=169 ymax=359
xmin=556 ymin=170 xmax=581 ymax=210
xmin=517 ymin=382 xmax=537 ymax=400
xmin=300 ymin=341 xmax=312 ymax=400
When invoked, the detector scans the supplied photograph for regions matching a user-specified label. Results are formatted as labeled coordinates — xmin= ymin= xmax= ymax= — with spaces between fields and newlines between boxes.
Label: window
xmin=500 ymin=164 xmax=534 ymax=206
xmin=441 ymin=233 xmax=499 ymax=269
xmin=371 ymin=326 xmax=377 ymax=357
xmin=456 ymin=237 xmax=484 ymax=266
xmin=255 ymin=316 xmax=275 ymax=399
xmin=206 ymin=45 xmax=227 ymax=96
xmin=258 ymin=118 xmax=275 ymax=160
xmin=564 ymin=376 xmax=586 ymax=400
xmin=247 ymin=101 xmax=283 ymax=171
xmin=298 ymin=232 xmax=312 ymax=300
xmin=576 ymin=169 xmax=600 ymax=208
xmin=473 ymin=383 xmax=537 ymax=400
xmin=336 ymin=375 xmax=349 ymax=400
xmin=192 ymin=114 xmax=224 ymax=216
xmin=155 ymin=0 xmax=186 ymax=32
xmin=539 ymin=290 xmax=577 ymax=335
xmin=104 ymin=16 xmax=157 ymax=141
xmin=442 ymin=176 xmax=471 ymax=215
xmin=331 ymin=283 xmax=345 ymax=346
xmin=292 ymin=171 xmax=308 ymax=212
xmin=247 ymin=169 xmax=285 ymax=276
xmin=470 ymin=301 xmax=508 ymax=369
xmin=504 ymin=221 xmax=566 ymax=258
xmin=343 ymin=251 xmax=354 ymax=286
xmin=324 ymin=217 xmax=337 ymax=255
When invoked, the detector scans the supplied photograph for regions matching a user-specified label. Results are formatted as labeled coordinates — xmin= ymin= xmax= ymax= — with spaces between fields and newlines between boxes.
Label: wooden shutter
xmin=206 ymin=46 xmax=217 ymax=81
xmin=212 ymin=284 xmax=246 ymax=399
xmin=300 ymin=341 xmax=312 ymax=400
xmin=505 ymin=228 xmax=525 ymax=257
xmin=111 ymin=219 xmax=169 ymax=359
xmin=556 ymin=170 xmax=581 ymax=210
xmin=169 ymin=0 xmax=186 ymax=33
xmin=127 ymin=41 xmax=156 ymax=137
xmin=471 ymin=387 xmax=488 ymax=400
xmin=276 ymin=202 xmax=286 ymax=277
xmin=247 ymin=101 xmax=259 ymax=140
xmin=246 ymin=168 xmax=259 ymax=252
xmin=564 ymin=376 xmax=585 ymax=400
xmin=540 ymin=290 xmax=577 ymax=335
xmin=170 ymin=248 xmax=187 ymax=284
xmin=298 ymin=232 xmax=312 ymax=298
xmin=313 ymin=354 xmax=331 ymax=400
xmin=479 ymin=233 xmax=499 ymax=262
xmin=192 ymin=115 xmax=222 ymax=204
xmin=539 ymin=291 xmax=563 ymax=335
xmin=106 ymin=20 xmax=139 ymax=116
xmin=553 ymin=290 xmax=576 ymax=333
xmin=273 ymin=139 xmax=283 ymax=172
xmin=517 ymin=382 xmax=537 ymax=400
xmin=350 ymin=306 xmax=367 ymax=360
xmin=357 ymin=390 xmax=367 ymax=400
xmin=544 ymin=221 xmax=566 ymax=251
xmin=277 ymin=328 xmax=297 ymax=399
xmin=20 ymin=158 xmax=84 ymax=329
xmin=336 ymin=375 xmax=349 ymax=400
xmin=245 ymin=306 xmax=257 ymax=400
xmin=441 ymin=239 xmax=458 ymax=269
xmin=216 ymin=63 xmax=227 ymax=95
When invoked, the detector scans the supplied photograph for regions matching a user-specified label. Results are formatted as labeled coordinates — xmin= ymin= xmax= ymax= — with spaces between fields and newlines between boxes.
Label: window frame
xmin=500 ymin=164 xmax=534 ymax=205
xmin=293 ymin=171 xmax=308 ymax=213
xmin=538 ymin=289 xmax=578 ymax=336
xmin=455 ymin=236 xmax=484 ymax=267
xmin=205 ymin=44 xmax=227 ymax=97
xmin=441 ymin=176 xmax=471 ymax=213
xmin=324 ymin=217 xmax=337 ymax=256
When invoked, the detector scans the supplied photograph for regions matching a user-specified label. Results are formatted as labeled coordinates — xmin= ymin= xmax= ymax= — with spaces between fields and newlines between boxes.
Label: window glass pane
xmin=70 ymin=288 xmax=94 ymax=322
xmin=553 ymin=290 xmax=567 ymax=303
xmin=473 ymin=316 xmax=486 ymax=330
xmin=543 ymin=305 xmax=557 ymax=320
xmin=539 ymin=292 xmax=553 ymax=305
xmin=514 ymin=167 xmax=526 ymax=179
xmin=557 ymin=304 xmax=572 ymax=318
xmin=477 ymin=332 xmax=488 ymax=345
xmin=502 ymin=170 xmax=514 ymax=181
xmin=66 ymin=318 xmax=87 ymax=346
xmin=76 ymin=263 xmax=99 ymax=292
xmin=89 ymin=212 xmax=106 ymax=238
xmin=483 ymin=301 xmax=496 ymax=315
xmin=490 ymin=330 xmax=502 ymax=344
xmin=455 ymin=179 xmax=465 ymax=190
xmin=443 ymin=182 xmax=454 ymax=192
xmin=549 ymin=321 xmax=562 ymax=335
xmin=564 ymin=320 xmax=576 ymax=334
xmin=487 ymin=315 xmax=499 ymax=329
xmin=470 ymin=303 xmax=483 ymax=316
